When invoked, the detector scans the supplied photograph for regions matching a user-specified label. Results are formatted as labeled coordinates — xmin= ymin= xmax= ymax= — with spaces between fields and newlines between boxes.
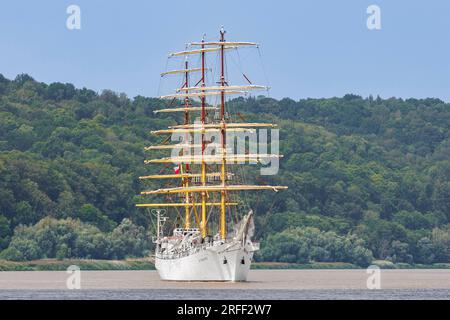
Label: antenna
xmin=151 ymin=209 xmax=167 ymax=242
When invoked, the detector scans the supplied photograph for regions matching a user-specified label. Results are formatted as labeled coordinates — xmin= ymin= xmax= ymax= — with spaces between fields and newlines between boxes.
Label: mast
xmin=200 ymin=34 xmax=208 ymax=238
xmin=219 ymin=27 xmax=227 ymax=240
xmin=183 ymin=57 xmax=190 ymax=229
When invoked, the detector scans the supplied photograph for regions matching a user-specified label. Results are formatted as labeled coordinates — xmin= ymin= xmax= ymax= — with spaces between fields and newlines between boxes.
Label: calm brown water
xmin=0 ymin=270 xmax=449 ymax=299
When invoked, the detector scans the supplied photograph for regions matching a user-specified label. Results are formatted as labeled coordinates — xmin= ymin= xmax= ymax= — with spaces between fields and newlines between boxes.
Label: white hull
xmin=155 ymin=241 xmax=254 ymax=281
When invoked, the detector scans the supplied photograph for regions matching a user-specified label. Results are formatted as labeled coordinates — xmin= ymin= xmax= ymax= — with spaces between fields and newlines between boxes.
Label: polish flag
xmin=173 ymin=166 xmax=181 ymax=174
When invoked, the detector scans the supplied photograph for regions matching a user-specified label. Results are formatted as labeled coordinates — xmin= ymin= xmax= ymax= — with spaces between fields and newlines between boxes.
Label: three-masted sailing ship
xmin=137 ymin=28 xmax=287 ymax=281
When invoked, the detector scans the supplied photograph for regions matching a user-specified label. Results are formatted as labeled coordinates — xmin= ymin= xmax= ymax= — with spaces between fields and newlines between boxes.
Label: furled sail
xmin=136 ymin=202 xmax=238 ymax=207
xmin=161 ymin=68 xmax=203 ymax=77
xmin=141 ymin=185 xmax=288 ymax=195
xmin=144 ymin=154 xmax=282 ymax=164
xmin=150 ymin=128 xmax=255 ymax=135
xmin=169 ymin=46 xmax=237 ymax=57
xmin=160 ymin=91 xmax=247 ymax=100
xmin=139 ymin=172 xmax=233 ymax=179
xmin=144 ymin=143 xmax=221 ymax=150
xmin=177 ymin=85 xmax=269 ymax=92
xmin=153 ymin=107 xmax=218 ymax=114
xmin=188 ymin=41 xmax=258 ymax=47
xmin=168 ymin=123 xmax=277 ymax=129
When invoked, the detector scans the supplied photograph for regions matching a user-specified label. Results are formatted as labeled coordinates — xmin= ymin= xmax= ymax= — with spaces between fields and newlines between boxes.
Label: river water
xmin=0 ymin=270 xmax=449 ymax=299
xmin=1 ymin=288 xmax=450 ymax=300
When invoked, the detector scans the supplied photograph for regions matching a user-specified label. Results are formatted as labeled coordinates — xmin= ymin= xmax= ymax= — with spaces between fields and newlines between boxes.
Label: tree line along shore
xmin=0 ymin=74 xmax=449 ymax=267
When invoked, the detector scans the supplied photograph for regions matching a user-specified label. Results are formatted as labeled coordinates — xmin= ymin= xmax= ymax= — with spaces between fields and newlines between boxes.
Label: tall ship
xmin=137 ymin=28 xmax=287 ymax=281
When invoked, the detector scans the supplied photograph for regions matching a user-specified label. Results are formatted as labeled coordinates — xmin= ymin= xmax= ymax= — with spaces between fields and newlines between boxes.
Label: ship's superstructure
xmin=137 ymin=28 xmax=287 ymax=281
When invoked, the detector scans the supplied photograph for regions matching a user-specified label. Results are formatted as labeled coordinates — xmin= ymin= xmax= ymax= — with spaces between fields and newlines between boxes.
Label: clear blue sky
xmin=1 ymin=0 xmax=450 ymax=101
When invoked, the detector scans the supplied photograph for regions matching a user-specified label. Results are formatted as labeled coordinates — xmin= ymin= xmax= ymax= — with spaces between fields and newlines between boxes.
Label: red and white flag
xmin=173 ymin=166 xmax=181 ymax=174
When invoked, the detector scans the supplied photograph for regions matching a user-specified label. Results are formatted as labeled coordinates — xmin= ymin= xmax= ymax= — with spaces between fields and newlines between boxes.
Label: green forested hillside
xmin=0 ymin=74 xmax=449 ymax=266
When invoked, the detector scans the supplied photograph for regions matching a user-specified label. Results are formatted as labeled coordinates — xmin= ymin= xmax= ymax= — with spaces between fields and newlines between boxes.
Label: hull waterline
xmin=155 ymin=242 xmax=253 ymax=281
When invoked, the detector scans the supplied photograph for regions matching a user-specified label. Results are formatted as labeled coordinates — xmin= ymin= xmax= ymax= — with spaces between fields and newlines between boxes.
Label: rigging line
xmin=157 ymin=57 xmax=170 ymax=97
xmin=229 ymin=48 xmax=251 ymax=85
xmin=166 ymin=194 xmax=183 ymax=227
xmin=204 ymin=53 xmax=210 ymax=92
xmin=159 ymin=135 xmax=172 ymax=145
xmin=147 ymin=208 xmax=157 ymax=236
xmin=212 ymin=50 xmax=219 ymax=87
xmin=224 ymin=53 xmax=230 ymax=93
xmin=225 ymin=86 xmax=253 ymax=219
xmin=265 ymin=196 xmax=278 ymax=217
xmin=206 ymin=194 xmax=215 ymax=229
xmin=243 ymin=74 xmax=252 ymax=85
xmin=158 ymin=163 xmax=173 ymax=175
xmin=209 ymin=51 xmax=220 ymax=117
xmin=192 ymin=203 xmax=201 ymax=227
xmin=194 ymin=77 xmax=203 ymax=87
xmin=227 ymin=50 xmax=243 ymax=74
xmin=177 ymin=51 xmax=188 ymax=92
xmin=228 ymin=104 xmax=248 ymax=199
xmin=257 ymin=46 xmax=271 ymax=97
xmin=191 ymin=51 xmax=202 ymax=88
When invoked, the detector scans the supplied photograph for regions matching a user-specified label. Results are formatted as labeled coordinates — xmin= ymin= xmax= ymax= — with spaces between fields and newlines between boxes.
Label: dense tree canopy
xmin=0 ymin=74 xmax=449 ymax=265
